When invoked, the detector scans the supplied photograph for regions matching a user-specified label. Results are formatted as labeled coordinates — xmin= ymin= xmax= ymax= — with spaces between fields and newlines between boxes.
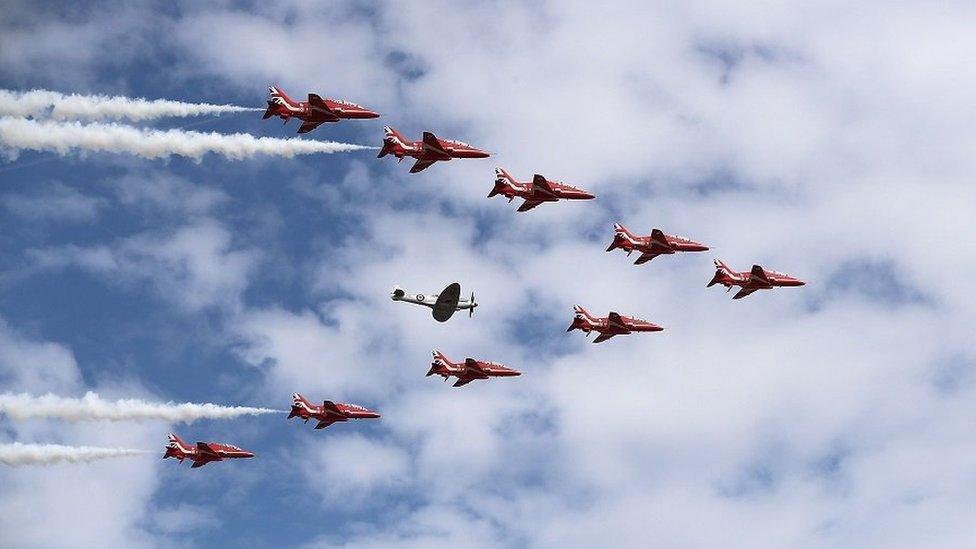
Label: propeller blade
xmin=469 ymin=292 xmax=475 ymax=318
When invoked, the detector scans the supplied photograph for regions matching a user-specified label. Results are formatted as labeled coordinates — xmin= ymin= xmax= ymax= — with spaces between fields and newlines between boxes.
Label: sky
xmin=1 ymin=1 xmax=975 ymax=547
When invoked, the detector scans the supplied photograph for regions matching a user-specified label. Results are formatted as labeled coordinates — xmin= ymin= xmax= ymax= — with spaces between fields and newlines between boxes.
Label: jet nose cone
xmin=243 ymin=452 xmax=255 ymax=458
xmin=795 ymin=280 xmax=806 ymax=286
xmin=362 ymin=109 xmax=381 ymax=118
xmin=472 ymin=149 xmax=490 ymax=158
xmin=581 ymin=192 xmax=596 ymax=200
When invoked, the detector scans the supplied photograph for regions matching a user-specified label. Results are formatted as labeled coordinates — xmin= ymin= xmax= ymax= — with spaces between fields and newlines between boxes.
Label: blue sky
xmin=2 ymin=1 xmax=976 ymax=547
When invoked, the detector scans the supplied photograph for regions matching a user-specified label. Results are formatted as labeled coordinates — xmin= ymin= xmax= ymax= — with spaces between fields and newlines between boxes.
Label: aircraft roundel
xmin=417 ymin=294 xmax=425 ymax=301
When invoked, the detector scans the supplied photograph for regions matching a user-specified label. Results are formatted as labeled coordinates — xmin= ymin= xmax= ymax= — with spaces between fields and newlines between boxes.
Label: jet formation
xmin=142 ymin=84 xmax=810 ymax=470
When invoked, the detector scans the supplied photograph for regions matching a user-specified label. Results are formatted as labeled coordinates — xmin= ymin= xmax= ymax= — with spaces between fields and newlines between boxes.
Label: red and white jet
xmin=262 ymin=86 xmax=379 ymax=134
xmin=489 ymin=168 xmax=595 ymax=212
xmin=427 ymin=350 xmax=521 ymax=387
xmin=163 ymin=434 xmax=254 ymax=469
xmin=377 ymin=126 xmax=490 ymax=173
xmin=288 ymin=393 xmax=380 ymax=430
xmin=567 ymin=305 xmax=664 ymax=343
xmin=707 ymin=259 xmax=806 ymax=299
xmin=606 ymin=223 xmax=709 ymax=265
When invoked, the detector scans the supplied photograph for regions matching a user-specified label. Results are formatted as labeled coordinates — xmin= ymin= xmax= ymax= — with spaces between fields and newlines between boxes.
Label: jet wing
xmin=196 ymin=442 xmax=221 ymax=459
xmin=517 ymin=199 xmax=544 ymax=212
xmin=607 ymin=312 xmax=630 ymax=331
xmin=421 ymin=132 xmax=451 ymax=158
xmin=531 ymin=175 xmax=557 ymax=196
xmin=732 ymin=288 xmax=758 ymax=300
xmin=409 ymin=158 xmax=438 ymax=173
xmin=749 ymin=265 xmax=773 ymax=287
xmin=633 ymin=252 xmax=660 ymax=265
xmin=463 ymin=358 xmax=484 ymax=372
xmin=432 ymin=282 xmax=461 ymax=322
xmin=297 ymin=120 xmax=326 ymax=134
xmin=306 ymin=94 xmax=338 ymax=116
xmin=322 ymin=400 xmax=343 ymax=415
xmin=592 ymin=333 xmax=617 ymax=343
xmin=190 ymin=460 xmax=208 ymax=468
xmin=314 ymin=418 xmax=339 ymax=430
xmin=650 ymin=229 xmax=672 ymax=248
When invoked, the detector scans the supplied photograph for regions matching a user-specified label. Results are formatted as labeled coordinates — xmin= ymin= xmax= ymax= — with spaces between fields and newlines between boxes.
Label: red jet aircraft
xmin=262 ymin=86 xmax=379 ymax=134
xmin=489 ymin=168 xmax=596 ymax=212
xmin=427 ymin=350 xmax=521 ymax=387
xmin=288 ymin=393 xmax=380 ymax=430
xmin=377 ymin=126 xmax=489 ymax=173
xmin=163 ymin=434 xmax=254 ymax=469
xmin=567 ymin=305 xmax=664 ymax=343
xmin=707 ymin=259 xmax=806 ymax=299
xmin=606 ymin=223 xmax=709 ymax=265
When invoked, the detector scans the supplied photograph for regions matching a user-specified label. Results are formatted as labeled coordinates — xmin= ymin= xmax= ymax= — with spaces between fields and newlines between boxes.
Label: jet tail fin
xmin=262 ymin=101 xmax=276 ymax=120
xmin=613 ymin=223 xmax=638 ymax=240
xmin=708 ymin=259 xmax=732 ymax=287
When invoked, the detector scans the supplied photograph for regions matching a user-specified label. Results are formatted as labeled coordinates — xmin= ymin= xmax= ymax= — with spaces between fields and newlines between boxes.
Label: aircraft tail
xmin=268 ymin=85 xmax=294 ymax=104
xmin=573 ymin=304 xmax=597 ymax=322
xmin=490 ymin=168 xmax=517 ymax=198
xmin=165 ymin=434 xmax=191 ymax=460
xmin=390 ymin=285 xmax=405 ymax=300
xmin=378 ymin=126 xmax=406 ymax=159
xmin=289 ymin=393 xmax=307 ymax=418
xmin=708 ymin=259 xmax=732 ymax=287
xmin=262 ymin=101 xmax=277 ymax=119
xmin=613 ymin=223 xmax=638 ymax=240
xmin=607 ymin=223 xmax=636 ymax=251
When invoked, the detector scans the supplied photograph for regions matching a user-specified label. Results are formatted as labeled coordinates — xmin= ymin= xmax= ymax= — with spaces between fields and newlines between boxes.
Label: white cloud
xmin=302 ymin=434 xmax=409 ymax=504
xmin=28 ymin=219 xmax=259 ymax=313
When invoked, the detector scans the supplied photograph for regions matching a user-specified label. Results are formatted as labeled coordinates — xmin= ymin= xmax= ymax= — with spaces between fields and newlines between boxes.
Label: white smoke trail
xmin=0 ymin=117 xmax=376 ymax=161
xmin=0 ymin=89 xmax=261 ymax=121
xmin=0 ymin=392 xmax=284 ymax=423
xmin=0 ymin=442 xmax=151 ymax=466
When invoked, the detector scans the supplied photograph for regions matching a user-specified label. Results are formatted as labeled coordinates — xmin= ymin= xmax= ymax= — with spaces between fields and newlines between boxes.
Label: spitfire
xmin=262 ymin=85 xmax=379 ymax=134
xmin=163 ymin=434 xmax=254 ymax=469
xmin=377 ymin=126 xmax=489 ymax=173
xmin=427 ymin=351 xmax=521 ymax=387
xmin=707 ymin=259 xmax=805 ymax=300
xmin=607 ymin=223 xmax=709 ymax=265
xmin=288 ymin=393 xmax=380 ymax=430
xmin=391 ymin=282 xmax=477 ymax=322
xmin=489 ymin=168 xmax=595 ymax=212
xmin=567 ymin=305 xmax=664 ymax=343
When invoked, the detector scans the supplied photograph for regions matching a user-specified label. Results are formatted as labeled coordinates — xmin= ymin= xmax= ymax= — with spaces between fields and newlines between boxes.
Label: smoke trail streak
xmin=0 ymin=443 xmax=151 ymax=466
xmin=0 ymin=392 xmax=285 ymax=423
xmin=0 ymin=89 xmax=262 ymax=121
xmin=0 ymin=117 xmax=376 ymax=160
